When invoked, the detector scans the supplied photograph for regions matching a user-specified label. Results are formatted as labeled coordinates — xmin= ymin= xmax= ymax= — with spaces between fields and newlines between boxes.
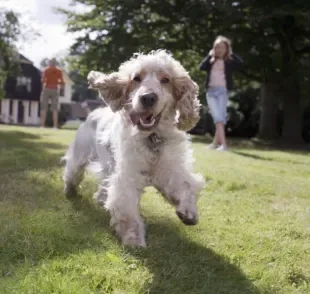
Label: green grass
xmin=0 ymin=125 xmax=309 ymax=294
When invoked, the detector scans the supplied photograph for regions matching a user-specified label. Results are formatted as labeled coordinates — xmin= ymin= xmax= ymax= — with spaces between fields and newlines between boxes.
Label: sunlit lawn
xmin=0 ymin=125 xmax=309 ymax=293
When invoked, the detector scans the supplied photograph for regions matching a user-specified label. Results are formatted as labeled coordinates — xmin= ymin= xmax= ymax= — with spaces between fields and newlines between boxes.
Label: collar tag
xmin=147 ymin=133 xmax=164 ymax=152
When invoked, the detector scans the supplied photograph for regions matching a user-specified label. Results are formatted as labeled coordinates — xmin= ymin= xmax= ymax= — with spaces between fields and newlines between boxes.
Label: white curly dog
xmin=62 ymin=50 xmax=205 ymax=247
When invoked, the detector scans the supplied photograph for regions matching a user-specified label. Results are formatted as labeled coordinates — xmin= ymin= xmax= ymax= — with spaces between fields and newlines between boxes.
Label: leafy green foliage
xmin=60 ymin=0 xmax=310 ymax=88
xmin=69 ymin=70 xmax=98 ymax=102
xmin=59 ymin=0 xmax=310 ymax=142
xmin=0 ymin=8 xmax=20 ymax=98
xmin=40 ymin=57 xmax=68 ymax=70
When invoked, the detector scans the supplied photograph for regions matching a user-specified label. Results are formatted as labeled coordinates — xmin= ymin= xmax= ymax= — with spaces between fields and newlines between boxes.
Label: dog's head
xmin=88 ymin=50 xmax=201 ymax=132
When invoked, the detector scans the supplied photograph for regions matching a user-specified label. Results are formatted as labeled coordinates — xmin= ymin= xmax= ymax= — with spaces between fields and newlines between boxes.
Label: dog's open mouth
xmin=129 ymin=110 xmax=161 ymax=130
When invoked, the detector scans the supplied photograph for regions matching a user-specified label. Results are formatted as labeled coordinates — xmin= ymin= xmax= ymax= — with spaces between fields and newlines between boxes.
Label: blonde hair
xmin=211 ymin=35 xmax=233 ymax=62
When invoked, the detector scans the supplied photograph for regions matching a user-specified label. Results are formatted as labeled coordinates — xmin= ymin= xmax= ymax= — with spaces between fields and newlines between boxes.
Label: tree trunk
xmin=281 ymin=84 xmax=303 ymax=145
xmin=272 ymin=15 xmax=304 ymax=145
xmin=258 ymin=83 xmax=280 ymax=140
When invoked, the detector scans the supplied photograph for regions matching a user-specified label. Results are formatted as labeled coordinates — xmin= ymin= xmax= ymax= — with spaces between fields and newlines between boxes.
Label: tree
xmin=217 ymin=0 xmax=310 ymax=144
xmin=0 ymin=7 xmax=20 ymax=98
xmin=60 ymin=0 xmax=310 ymax=144
xmin=39 ymin=57 xmax=67 ymax=70
xmin=69 ymin=69 xmax=97 ymax=102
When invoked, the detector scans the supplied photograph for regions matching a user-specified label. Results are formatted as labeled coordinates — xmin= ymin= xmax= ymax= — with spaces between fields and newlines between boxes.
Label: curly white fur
xmin=63 ymin=50 xmax=205 ymax=247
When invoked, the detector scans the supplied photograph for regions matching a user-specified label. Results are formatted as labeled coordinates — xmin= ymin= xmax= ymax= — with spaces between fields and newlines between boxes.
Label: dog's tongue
xmin=129 ymin=110 xmax=152 ymax=125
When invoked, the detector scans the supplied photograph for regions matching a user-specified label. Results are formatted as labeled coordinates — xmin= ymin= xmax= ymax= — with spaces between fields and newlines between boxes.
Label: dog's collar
xmin=146 ymin=132 xmax=164 ymax=152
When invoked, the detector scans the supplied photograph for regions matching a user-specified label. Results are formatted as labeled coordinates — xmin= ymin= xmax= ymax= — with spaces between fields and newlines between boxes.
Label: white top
xmin=209 ymin=59 xmax=226 ymax=88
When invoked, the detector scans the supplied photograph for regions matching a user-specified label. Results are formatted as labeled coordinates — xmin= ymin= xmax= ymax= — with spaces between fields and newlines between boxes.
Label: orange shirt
xmin=42 ymin=67 xmax=64 ymax=89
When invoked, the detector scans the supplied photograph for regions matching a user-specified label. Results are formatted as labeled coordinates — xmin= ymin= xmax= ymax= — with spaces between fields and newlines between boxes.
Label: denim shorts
xmin=206 ymin=86 xmax=228 ymax=124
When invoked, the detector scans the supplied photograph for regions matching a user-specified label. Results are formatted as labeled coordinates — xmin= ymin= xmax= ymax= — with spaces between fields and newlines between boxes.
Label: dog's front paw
xmin=121 ymin=229 xmax=147 ymax=248
xmin=93 ymin=190 xmax=107 ymax=207
xmin=176 ymin=202 xmax=198 ymax=226
xmin=64 ymin=183 xmax=77 ymax=198
xmin=112 ymin=219 xmax=146 ymax=248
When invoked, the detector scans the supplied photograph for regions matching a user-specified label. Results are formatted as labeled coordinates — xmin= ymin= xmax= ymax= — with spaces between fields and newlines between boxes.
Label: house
xmin=0 ymin=54 xmax=42 ymax=124
xmin=0 ymin=54 xmax=74 ymax=125
xmin=53 ymin=67 xmax=74 ymax=109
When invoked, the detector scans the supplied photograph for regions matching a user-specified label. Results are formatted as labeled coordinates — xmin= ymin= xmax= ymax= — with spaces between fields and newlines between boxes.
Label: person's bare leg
xmin=212 ymin=129 xmax=220 ymax=146
xmin=216 ymin=122 xmax=227 ymax=147
xmin=53 ymin=110 xmax=58 ymax=129
xmin=40 ymin=110 xmax=46 ymax=127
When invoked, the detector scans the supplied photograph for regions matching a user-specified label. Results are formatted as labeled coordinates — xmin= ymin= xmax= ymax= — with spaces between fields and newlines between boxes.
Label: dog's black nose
xmin=140 ymin=92 xmax=158 ymax=108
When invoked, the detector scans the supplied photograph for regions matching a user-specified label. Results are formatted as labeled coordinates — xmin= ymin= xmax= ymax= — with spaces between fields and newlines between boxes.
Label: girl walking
xmin=199 ymin=36 xmax=243 ymax=151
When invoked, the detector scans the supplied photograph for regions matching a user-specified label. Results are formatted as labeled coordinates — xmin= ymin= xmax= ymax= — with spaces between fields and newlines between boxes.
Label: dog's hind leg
xmin=63 ymin=159 xmax=86 ymax=197
xmin=92 ymin=145 xmax=115 ymax=207
xmin=91 ymin=168 xmax=110 ymax=207
xmin=93 ymin=184 xmax=107 ymax=206
xmin=62 ymin=121 xmax=96 ymax=197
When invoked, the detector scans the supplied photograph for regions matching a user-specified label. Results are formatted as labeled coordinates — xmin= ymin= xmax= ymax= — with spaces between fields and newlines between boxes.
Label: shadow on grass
xmin=67 ymin=195 xmax=260 ymax=294
xmin=191 ymin=134 xmax=309 ymax=154
xmin=64 ymin=192 xmax=259 ymax=293
xmin=0 ymin=129 xmax=259 ymax=293
xmin=134 ymin=219 xmax=259 ymax=294
xmin=66 ymin=193 xmax=112 ymax=226
xmin=191 ymin=135 xmax=272 ymax=151
xmin=231 ymin=151 xmax=274 ymax=161
xmin=0 ymin=130 xmax=66 ymax=174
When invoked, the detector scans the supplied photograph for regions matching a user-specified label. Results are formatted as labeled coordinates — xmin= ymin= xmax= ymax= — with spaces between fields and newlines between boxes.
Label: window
xmin=16 ymin=76 xmax=32 ymax=92
xmin=28 ymin=101 xmax=31 ymax=117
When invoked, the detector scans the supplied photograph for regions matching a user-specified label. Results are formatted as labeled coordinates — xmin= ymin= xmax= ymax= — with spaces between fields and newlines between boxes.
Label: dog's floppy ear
xmin=87 ymin=71 xmax=128 ymax=112
xmin=173 ymin=76 xmax=201 ymax=131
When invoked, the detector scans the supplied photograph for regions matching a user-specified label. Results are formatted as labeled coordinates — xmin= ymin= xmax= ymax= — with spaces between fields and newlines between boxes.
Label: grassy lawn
xmin=0 ymin=125 xmax=309 ymax=294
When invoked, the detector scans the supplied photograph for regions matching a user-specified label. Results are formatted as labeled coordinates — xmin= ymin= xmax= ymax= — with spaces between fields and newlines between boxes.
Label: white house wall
xmin=58 ymin=71 xmax=73 ymax=105
xmin=0 ymin=99 xmax=40 ymax=125
xmin=12 ymin=100 xmax=18 ymax=123
xmin=25 ymin=100 xmax=40 ymax=125
xmin=30 ymin=101 xmax=39 ymax=124
xmin=0 ymin=99 xmax=10 ymax=123
xmin=23 ymin=100 xmax=30 ymax=124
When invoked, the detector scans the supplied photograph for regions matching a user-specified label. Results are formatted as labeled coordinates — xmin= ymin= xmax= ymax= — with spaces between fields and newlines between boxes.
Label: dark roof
xmin=19 ymin=54 xmax=33 ymax=65
xmin=4 ymin=53 xmax=42 ymax=101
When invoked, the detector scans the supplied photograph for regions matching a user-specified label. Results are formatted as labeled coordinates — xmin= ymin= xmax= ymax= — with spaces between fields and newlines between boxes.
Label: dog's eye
xmin=133 ymin=76 xmax=141 ymax=82
xmin=161 ymin=77 xmax=169 ymax=84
